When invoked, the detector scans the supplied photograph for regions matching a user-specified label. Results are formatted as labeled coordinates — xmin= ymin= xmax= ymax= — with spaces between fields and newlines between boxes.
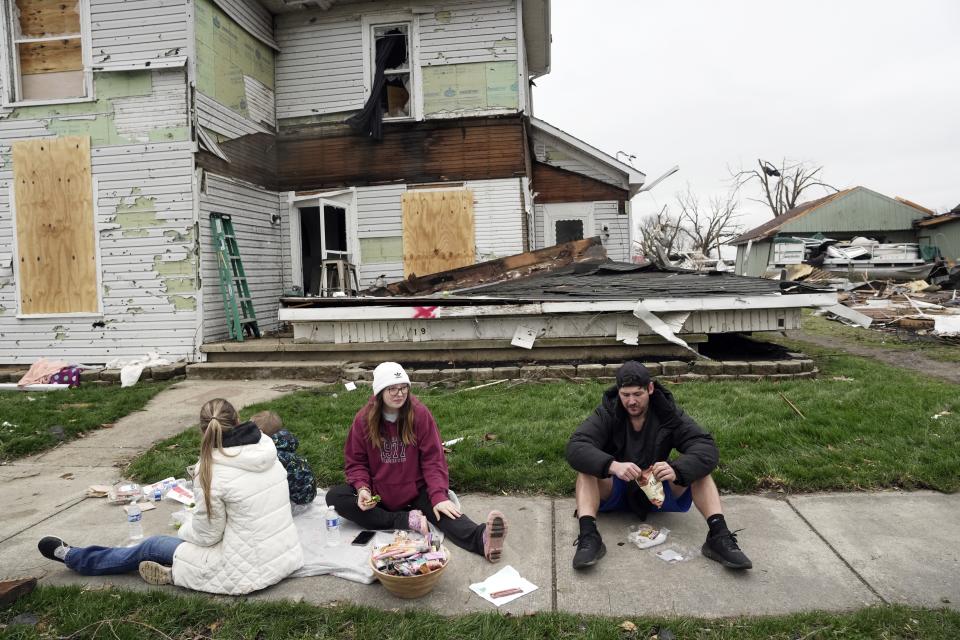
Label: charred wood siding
xmin=197 ymin=133 xmax=278 ymax=190
xmin=532 ymin=162 xmax=628 ymax=211
xmin=276 ymin=117 xmax=526 ymax=192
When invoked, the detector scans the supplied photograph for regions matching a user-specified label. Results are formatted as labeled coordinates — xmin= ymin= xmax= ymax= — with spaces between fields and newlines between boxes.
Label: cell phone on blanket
xmin=351 ymin=530 xmax=376 ymax=546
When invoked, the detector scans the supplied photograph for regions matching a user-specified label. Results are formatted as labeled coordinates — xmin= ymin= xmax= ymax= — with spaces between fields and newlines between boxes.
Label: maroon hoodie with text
xmin=344 ymin=395 xmax=449 ymax=511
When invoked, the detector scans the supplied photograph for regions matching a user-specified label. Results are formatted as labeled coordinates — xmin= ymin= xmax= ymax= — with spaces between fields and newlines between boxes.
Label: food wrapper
xmin=638 ymin=468 xmax=665 ymax=508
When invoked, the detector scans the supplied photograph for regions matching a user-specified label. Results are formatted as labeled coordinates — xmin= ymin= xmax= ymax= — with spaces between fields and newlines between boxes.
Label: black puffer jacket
xmin=566 ymin=381 xmax=719 ymax=487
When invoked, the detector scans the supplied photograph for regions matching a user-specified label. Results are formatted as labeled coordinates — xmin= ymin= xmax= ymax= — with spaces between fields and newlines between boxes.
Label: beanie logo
xmin=394 ymin=371 xmax=402 ymax=377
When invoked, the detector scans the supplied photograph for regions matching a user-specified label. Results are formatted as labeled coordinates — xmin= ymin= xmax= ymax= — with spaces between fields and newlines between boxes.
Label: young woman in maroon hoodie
xmin=325 ymin=362 xmax=507 ymax=561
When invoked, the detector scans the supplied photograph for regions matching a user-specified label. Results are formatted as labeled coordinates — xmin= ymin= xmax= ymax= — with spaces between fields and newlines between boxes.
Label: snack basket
xmin=369 ymin=544 xmax=449 ymax=599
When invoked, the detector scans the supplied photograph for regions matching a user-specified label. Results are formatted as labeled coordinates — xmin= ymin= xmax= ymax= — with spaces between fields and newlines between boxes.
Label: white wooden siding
xmin=90 ymin=0 xmax=190 ymax=68
xmin=531 ymin=129 xmax=627 ymax=189
xmin=0 ymin=141 xmax=198 ymax=363
xmin=291 ymin=308 xmax=802 ymax=344
xmin=274 ymin=0 xmax=519 ymax=120
xmin=197 ymin=93 xmax=272 ymax=140
xmin=355 ymin=184 xmax=406 ymax=287
xmin=211 ymin=0 xmax=278 ymax=50
xmin=112 ymin=69 xmax=189 ymax=142
xmin=594 ymin=200 xmax=629 ymax=262
xmin=467 ymin=178 xmax=524 ymax=261
xmin=275 ymin=14 xmax=365 ymax=119
xmin=200 ymin=174 xmax=286 ymax=342
xmin=419 ymin=0 xmax=518 ymax=66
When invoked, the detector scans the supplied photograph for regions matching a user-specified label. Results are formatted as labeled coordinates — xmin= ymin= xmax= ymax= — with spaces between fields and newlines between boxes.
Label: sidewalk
xmin=1 ymin=379 xmax=957 ymax=618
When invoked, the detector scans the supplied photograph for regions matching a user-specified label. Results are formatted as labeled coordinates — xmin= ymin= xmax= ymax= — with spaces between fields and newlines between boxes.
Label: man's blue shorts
xmin=598 ymin=477 xmax=693 ymax=513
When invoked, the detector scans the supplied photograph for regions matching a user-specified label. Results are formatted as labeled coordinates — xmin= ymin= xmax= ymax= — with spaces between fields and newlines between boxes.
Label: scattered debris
xmin=931 ymin=411 xmax=952 ymax=420
xmin=60 ymin=472 xmax=74 ymax=480
xmin=344 ymin=381 xmax=358 ymax=392
xmin=618 ymin=620 xmax=638 ymax=632
xmin=86 ymin=484 xmax=112 ymax=498
xmin=778 ymin=392 xmax=806 ymax=419
xmin=453 ymin=379 xmax=508 ymax=393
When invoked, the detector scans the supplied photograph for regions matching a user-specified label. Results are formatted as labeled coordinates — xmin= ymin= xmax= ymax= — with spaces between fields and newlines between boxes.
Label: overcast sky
xmin=533 ymin=0 xmax=960 ymax=238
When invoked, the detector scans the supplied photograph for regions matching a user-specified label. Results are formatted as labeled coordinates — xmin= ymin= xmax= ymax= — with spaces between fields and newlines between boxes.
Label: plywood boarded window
xmin=6 ymin=0 xmax=87 ymax=102
xmin=13 ymin=136 xmax=98 ymax=314
xmin=401 ymin=190 xmax=475 ymax=278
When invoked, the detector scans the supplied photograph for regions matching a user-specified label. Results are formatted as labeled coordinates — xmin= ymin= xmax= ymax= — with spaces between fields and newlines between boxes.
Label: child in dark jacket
xmin=250 ymin=411 xmax=317 ymax=505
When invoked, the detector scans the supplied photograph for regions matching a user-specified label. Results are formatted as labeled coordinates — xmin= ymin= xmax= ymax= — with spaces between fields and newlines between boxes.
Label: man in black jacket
xmin=566 ymin=361 xmax=752 ymax=570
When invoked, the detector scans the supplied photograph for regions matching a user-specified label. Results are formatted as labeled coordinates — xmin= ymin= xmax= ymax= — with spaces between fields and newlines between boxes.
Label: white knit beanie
xmin=372 ymin=362 xmax=410 ymax=396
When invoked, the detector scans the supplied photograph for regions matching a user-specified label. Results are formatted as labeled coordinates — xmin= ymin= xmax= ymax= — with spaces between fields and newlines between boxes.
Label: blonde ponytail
xmin=198 ymin=399 xmax=240 ymax=517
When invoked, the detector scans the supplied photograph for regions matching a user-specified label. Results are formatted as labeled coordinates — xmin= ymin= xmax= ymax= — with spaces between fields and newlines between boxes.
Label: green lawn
xmin=799 ymin=309 xmax=960 ymax=363
xmin=1 ymin=586 xmax=958 ymax=640
xmin=0 ymin=381 xmax=172 ymax=460
xmin=127 ymin=348 xmax=960 ymax=495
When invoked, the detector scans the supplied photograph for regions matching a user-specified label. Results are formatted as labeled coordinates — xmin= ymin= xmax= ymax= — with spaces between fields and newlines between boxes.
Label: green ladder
xmin=210 ymin=213 xmax=260 ymax=341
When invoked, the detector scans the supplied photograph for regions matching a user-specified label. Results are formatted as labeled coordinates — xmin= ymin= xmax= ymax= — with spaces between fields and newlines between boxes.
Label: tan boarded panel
xmin=13 ymin=136 xmax=98 ymax=314
xmin=16 ymin=0 xmax=81 ymax=37
xmin=18 ymin=39 xmax=83 ymax=76
xmin=402 ymin=190 xmax=475 ymax=278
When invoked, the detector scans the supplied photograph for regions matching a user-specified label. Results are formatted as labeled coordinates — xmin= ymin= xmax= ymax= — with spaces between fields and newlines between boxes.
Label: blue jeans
xmin=65 ymin=535 xmax=184 ymax=576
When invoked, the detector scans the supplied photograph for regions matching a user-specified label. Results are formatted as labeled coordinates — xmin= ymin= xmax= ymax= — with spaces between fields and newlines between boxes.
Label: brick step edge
xmin=184 ymin=360 xmax=818 ymax=383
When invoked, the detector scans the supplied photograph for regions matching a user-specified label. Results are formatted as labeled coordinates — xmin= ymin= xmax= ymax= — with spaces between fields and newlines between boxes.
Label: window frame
xmin=360 ymin=12 xmax=421 ymax=122
xmin=0 ymin=0 xmax=95 ymax=107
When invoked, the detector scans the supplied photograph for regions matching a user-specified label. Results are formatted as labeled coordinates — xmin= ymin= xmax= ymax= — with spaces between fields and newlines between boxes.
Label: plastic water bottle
xmin=127 ymin=503 xmax=144 ymax=541
xmin=325 ymin=506 xmax=341 ymax=546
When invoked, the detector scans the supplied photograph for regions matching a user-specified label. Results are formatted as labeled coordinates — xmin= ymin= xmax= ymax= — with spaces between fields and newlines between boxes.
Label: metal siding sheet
xmin=593 ymin=200 xmax=628 ymax=261
xmin=210 ymin=0 xmax=278 ymax=50
xmin=90 ymin=0 xmax=189 ymax=66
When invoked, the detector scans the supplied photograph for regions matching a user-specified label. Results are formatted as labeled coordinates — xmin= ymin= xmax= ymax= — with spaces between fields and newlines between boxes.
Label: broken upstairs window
xmin=347 ymin=23 xmax=411 ymax=139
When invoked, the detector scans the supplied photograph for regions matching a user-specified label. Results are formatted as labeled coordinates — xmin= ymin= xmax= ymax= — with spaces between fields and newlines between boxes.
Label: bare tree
xmin=732 ymin=158 xmax=837 ymax=217
xmin=675 ymin=187 xmax=742 ymax=257
xmin=635 ymin=204 xmax=687 ymax=263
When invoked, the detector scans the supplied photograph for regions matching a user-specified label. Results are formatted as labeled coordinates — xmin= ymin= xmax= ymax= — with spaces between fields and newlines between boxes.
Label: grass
xmin=0 ymin=381 xmax=172 ymax=460
xmin=1 ymin=586 xmax=959 ymax=640
xmin=127 ymin=347 xmax=960 ymax=495
xmin=799 ymin=309 xmax=960 ymax=363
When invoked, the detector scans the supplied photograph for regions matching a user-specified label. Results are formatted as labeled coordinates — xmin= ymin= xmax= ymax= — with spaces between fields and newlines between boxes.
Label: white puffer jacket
xmin=172 ymin=433 xmax=303 ymax=594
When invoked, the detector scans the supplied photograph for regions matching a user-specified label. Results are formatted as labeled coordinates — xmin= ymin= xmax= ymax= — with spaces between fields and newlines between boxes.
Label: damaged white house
xmin=0 ymin=0 xmax=658 ymax=364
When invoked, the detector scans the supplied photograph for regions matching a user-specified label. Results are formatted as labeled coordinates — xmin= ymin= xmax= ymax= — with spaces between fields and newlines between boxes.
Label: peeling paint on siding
xmin=115 ymin=195 xmax=160 ymax=238
xmin=170 ymin=295 xmax=198 ymax=311
xmin=53 ymin=326 xmax=68 ymax=341
xmin=8 ymin=71 xmax=188 ymax=146
xmin=163 ymin=229 xmax=194 ymax=244
xmin=435 ymin=10 xmax=452 ymax=23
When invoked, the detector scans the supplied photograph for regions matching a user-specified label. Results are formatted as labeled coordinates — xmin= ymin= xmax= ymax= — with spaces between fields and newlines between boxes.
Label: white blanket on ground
xmin=290 ymin=495 xmax=396 ymax=584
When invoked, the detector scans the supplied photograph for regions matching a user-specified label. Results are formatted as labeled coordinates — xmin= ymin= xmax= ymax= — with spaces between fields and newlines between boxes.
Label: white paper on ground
xmin=469 ymin=565 xmax=538 ymax=607
xmin=344 ymin=381 xmax=357 ymax=391
xmin=655 ymin=548 xmax=684 ymax=563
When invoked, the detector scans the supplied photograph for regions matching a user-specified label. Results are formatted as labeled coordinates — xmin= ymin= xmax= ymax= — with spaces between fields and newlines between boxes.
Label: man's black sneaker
xmin=38 ymin=536 xmax=70 ymax=563
xmin=572 ymin=531 xmax=606 ymax=570
xmin=701 ymin=529 xmax=752 ymax=570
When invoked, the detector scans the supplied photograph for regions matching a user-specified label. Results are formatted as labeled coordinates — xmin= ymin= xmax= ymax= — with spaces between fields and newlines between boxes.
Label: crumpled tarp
xmin=105 ymin=352 xmax=171 ymax=387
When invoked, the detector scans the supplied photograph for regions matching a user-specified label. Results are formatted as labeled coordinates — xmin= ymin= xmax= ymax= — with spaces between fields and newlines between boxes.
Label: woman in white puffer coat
xmin=37 ymin=398 xmax=303 ymax=595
